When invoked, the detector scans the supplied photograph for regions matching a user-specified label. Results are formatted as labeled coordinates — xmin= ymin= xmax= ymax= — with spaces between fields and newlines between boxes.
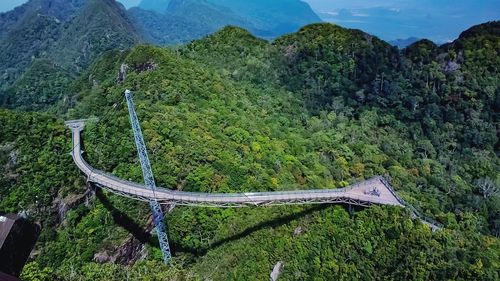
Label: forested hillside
xmin=0 ymin=59 xmax=73 ymax=112
xmin=0 ymin=20 xmax=498 ymax=280
xmin=0 ymin=0 xmax=140 ymax=111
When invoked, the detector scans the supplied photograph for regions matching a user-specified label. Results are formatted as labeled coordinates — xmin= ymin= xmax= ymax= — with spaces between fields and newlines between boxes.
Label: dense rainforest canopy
xmin=0 ymin=21 xmax=499 ymax=280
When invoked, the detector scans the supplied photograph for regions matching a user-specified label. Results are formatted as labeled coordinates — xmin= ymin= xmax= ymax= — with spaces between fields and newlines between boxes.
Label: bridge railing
xmin=71 ymin=129 xmax=408 ymax=206
xmin=404 ymin=204 xmax=444 ymax=229
xmin=74 ymin=148 xmax=384 ymax=200
xmin=378 ymin=176 xmax=443 ymax=229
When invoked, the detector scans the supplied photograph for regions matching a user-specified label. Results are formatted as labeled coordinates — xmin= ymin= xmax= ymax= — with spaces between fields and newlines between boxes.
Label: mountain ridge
xmin=134 ymin=0 xmax=322 ymax=40
xmin=130 ymin=0 xmax=253 ymax=45
xmin=0 ymin=0 xmax=140 ymax=110
xmin=48 ymin=0 xmax=141 ymax=73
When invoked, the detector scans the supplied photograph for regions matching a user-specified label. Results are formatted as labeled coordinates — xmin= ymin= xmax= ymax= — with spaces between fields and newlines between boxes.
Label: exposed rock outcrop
xmin=52 ymin=190 xmax=92 ymax=225
xmin=0 ymin=143 xmax=19 ymax=181
xmin=93 ymin=236 xmax=148 ymax=265
xmin=116 ymin=63 xmax=128 ymax=84
xmin=93 ymin=216 xmax=154 ymax=265
xmin=270 ymin=261 xmax=284 ymax=281
xmin=293 ymin=226 xmax=303 ymax=237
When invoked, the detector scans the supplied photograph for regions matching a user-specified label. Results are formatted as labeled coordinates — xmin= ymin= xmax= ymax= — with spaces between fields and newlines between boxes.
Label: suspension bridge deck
xmin=66 ymin=120 xmax=407 ymax=208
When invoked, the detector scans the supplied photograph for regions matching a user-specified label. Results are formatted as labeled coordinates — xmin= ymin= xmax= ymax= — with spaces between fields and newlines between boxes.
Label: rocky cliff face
xmin=93 ymin=235 xmax=149 ymax=265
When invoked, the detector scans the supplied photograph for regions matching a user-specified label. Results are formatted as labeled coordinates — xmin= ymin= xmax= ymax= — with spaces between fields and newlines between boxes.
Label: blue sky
xmin=0 ymin=0 xmax=26 ymax=12
xmin=1 ymin=0 xmax=498 ymax=42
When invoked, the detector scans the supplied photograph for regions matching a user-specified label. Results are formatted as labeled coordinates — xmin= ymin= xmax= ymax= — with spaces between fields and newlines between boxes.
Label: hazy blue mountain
xmin=136 ymin=0 xmax=322 ymax=39
xmin=318 ymin=7 xmax=426 ymax=42
xmin=390 ymin=37 xmax=421 ymax=49
xmin=130 ymin=0 xmax=251 ymax=45
xmin=207 ymin=0 xmax=321 ymax=36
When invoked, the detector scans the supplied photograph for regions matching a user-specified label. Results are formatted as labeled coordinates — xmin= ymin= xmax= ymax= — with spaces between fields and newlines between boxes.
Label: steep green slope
xmin=0 ymin=110 xmax=80 ymax=214
xmin=0 ymin=108 xmax=185 ymax=279
xmin=192 ymin=207 xmax=499 ymax=280
xmin=0 ymin=0 xmax=85 ymax=41
xmin=50 ymin=0 xmax=141 ymax=73
xmin=0 ymin=0 xmax=87 ymax=87
xmin=0 ymin=12 xmax=63 ymax=87
xmin=0 ymin=0 xmax=140 ymax=111
xmin=0 ymin=59 xmax=73 ymax=112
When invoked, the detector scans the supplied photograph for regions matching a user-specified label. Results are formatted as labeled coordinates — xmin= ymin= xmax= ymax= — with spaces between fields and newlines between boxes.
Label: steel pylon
xmin=124 ymin=90 xmax=172 ymax=264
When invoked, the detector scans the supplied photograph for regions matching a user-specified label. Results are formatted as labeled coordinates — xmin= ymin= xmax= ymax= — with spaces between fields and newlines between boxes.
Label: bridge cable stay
xmin=124 ymin=90 xmax=172 ymax=264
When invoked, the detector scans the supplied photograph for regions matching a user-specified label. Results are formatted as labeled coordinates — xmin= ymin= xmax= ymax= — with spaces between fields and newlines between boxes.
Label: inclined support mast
xmin=124 ymin=90 xmax=172 ymax=264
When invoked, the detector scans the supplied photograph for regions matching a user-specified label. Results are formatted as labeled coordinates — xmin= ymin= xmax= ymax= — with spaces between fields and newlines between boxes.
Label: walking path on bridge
xmin=66 ymin=120 xmax=441 ymax=230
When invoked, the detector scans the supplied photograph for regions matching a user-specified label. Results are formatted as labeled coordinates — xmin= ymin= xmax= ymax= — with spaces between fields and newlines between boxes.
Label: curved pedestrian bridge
xmin=66 ymin=120 xmax=406 ymax=208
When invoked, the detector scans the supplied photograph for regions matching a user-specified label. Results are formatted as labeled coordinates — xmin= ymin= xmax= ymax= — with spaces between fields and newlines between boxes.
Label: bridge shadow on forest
xmin=95 ymin=187 xmax=153 ymax=245
xmin=95 ymin=186 xmax=361 ymax=261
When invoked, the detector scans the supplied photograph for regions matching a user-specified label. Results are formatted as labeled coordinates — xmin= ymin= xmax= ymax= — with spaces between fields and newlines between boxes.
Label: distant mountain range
xmin=0 ymin=0 xmax=495 ymax=111
xmin=315 ymin=1 xmax=499 ymax=44
xmin=132 ymin=0 xmax=322 ymax=42
xmin=129 ymin=0 xmax=254 ymax=45
xmin=138 ymin=0 xmax=170 ymax=11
